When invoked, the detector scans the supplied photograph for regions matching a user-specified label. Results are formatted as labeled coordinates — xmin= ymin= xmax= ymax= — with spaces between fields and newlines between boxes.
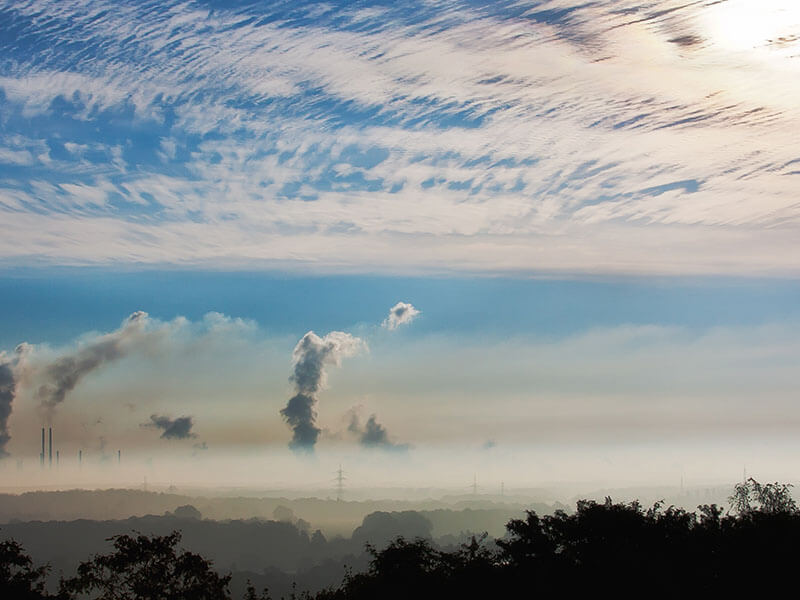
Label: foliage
xmin=242 ymin=582 xmax=272 ymax=600
xmin=59 ymin=531 xmax=231 ymax=600
xmin=316 ymin=533 xmax=498 ymax=600
xmin=320 ymin=479 xmax=800 ymax=598
xmin=728 ymin=477 xmax=797 ymax=515
xmin=4 ymin=478 xmax=800 ymax=599
xmin=0 ymin=536 xmax=62 ymax=599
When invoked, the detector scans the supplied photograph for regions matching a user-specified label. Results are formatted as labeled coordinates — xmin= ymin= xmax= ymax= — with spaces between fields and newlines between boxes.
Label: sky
xmin=1 ymin=0 xmax=799 ymax=493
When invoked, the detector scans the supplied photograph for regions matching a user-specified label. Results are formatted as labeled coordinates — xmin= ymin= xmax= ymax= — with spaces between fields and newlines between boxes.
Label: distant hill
xmin=0 ymin=488 xmax=546 ymax=537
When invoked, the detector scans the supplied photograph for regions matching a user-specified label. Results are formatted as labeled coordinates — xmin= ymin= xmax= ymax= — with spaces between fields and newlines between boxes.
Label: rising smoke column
xmin=0 ymin=359 xmax=15 ymax=457
xmin=281 ymin=331 xmax=364 ymax=451
xmin=34 ymin=311 xmax=148 ymax=422
xmin=382 ymin=302 xmax=420 ymax=330
xmin=145 ymin=414 xmax=197 ymax=440
xmin=0 ymin=343 xmax=32 ymax=457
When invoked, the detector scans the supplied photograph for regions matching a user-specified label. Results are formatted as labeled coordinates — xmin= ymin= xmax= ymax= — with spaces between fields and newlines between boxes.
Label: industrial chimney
xmin=48 ymin=427 xmax=52 ymax=468
xmin=40 ymin=428 xmax=45 ymax=467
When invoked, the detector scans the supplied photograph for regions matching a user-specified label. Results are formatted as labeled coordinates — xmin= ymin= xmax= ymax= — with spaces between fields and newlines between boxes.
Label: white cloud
xmin=0 ymin=0 xmax=798 ymax=274
xmin=0 ymin=147 xmax=34 ymax=166
xmin=382 ymin=302 xmax=420 ymax=330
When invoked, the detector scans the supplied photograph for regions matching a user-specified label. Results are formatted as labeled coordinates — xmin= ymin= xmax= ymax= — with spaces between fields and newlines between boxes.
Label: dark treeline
xmin=0 ymin=506 xmax=524 ymax=597
xmin=2 ymin=479 xmax=798 ymax=598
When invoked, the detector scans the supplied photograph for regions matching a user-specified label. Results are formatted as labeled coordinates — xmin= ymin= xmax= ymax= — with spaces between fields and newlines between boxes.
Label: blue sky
xmin=2 ymin=0 xmax=800 ymax=488
xmin=1 ymin=270 xmax=799 ymax=348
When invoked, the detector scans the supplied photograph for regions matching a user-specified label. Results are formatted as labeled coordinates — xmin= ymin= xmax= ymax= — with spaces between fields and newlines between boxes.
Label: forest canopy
xmin=2 ymin=479 xmax=798 ymax=599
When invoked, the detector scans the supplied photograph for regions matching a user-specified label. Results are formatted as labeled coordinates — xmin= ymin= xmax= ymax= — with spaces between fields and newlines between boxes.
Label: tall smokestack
xmin=48 ymin=427 xmax=52 ymax=467
xmin=40 ymin=428 xmax=45 ymax=467
xmin=79 ymin=449 xmax=82 ymax=466
xmin=56 ymin=450 xmax=59 ymax=466
xmin=118 ymin=449 xmax=121 ymax=464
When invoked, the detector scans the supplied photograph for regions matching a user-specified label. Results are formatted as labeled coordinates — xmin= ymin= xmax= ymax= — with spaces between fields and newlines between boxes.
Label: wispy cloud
xmin=1 ymin=0 xmax=799 ymax=274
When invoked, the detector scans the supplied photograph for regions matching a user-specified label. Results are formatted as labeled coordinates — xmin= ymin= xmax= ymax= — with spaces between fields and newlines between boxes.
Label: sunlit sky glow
xmin=1 ymin=0 xmax=799 ymax=492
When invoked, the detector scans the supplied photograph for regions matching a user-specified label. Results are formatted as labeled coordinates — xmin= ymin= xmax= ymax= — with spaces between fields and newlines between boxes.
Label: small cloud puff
xmin=144 ymin=414 xmax=197 ymax=440
xmin=347 ymin=406 xmax=409 ymax=452
xmin=382 ymin=302 xmax=420 ymax=331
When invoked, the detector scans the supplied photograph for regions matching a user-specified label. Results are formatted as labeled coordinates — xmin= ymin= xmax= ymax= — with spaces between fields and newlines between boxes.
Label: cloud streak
xmin=0 ymin=1 xmax=799 ymax=275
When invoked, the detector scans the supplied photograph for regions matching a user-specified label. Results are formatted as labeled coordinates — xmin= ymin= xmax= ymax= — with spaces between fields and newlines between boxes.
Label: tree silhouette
xmin=242 ymin=581 xmax=273 ymax=600
xmin=5 ymin=479 xmax=800 ymax=599
xmin=0 ymin=537 xmax=62 ymax=599
xmin=318 ymin=480 xmax=800 ymax=598
xmin=59 ymin=531 xmax=231 ymax=600
xmin=728 ymin=478 xmax=797 ymax=515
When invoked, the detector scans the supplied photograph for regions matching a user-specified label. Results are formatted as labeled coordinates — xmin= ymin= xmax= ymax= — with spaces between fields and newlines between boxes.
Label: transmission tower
xmin=335 ymin=464 xmax=346 ymax=502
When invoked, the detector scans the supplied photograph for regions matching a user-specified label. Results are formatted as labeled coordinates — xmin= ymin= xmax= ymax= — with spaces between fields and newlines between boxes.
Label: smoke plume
xmin=281 ymin=331 xmax=365 ymax=451
xmin=145 ymin=414 xmax=197 ymax=440
xmin=382 ymin=302 xmax=420 ymax=330
xmin=34 ymin=311 xmax=148 ymax=421
xmin=348 ymin=409 xmax=409 ymax=452
xmin=0 ymin=359 xmax=14 ymax=458
xmin=0 ymin=344 xmax=32 ymax=457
